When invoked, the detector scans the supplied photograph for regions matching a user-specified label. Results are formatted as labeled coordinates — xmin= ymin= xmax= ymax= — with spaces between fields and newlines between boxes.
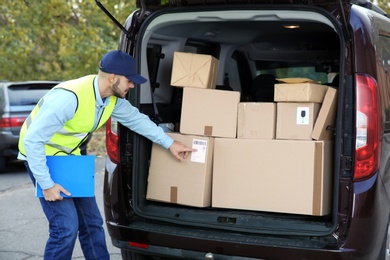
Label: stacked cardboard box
xmin=149 ymin=61 xmax=339 ymax=215
xmin=147 ymin=133 xmax=214 ymax=207
xmin=311 ymin=87 xmax=338 ymax=140
xmin=180 ymin=87 xmax=240 ymax=138
xmin=148 ymin=52 xmax=239 ymax=207
xmin=275 ymin=78 xmax=329 ymax=140
xmin=237 ymin=102 xmax=276 ymax=139
xmin=211 ymin=78 xmax=338 ymax=216
xmin=170 ymin=52 xmax=219 ymax=89
xmin=212 ymin=138 xmax=333 ymax=215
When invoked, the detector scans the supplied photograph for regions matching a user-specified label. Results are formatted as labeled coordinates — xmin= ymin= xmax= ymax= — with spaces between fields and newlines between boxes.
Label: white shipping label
xmin=191 ymin=139 xmax=208 ymax=163
xmin=296 ymin=107 xmax=310 ymax=125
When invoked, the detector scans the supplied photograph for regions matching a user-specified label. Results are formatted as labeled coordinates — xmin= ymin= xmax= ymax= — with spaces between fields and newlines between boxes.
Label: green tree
xmin=377 ymin=0 xmax=390 ymax=15
xmin=0 ymin=0 xmax=136 ymax=81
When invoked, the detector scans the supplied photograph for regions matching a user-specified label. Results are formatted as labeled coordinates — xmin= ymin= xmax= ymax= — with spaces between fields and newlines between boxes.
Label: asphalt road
xmin=0 ymin=157 xmax=122 ymax=260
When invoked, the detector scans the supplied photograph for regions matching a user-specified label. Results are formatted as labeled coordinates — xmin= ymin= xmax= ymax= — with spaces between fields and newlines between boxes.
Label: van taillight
xmin=128 ymin=241 xmax=149 ymax=249
xmin=354 ymin=74 xmax=381 ymax=181
xmin=106 ymin=117 xmax=120 ymax=164
xmin=0 ymin=117 xmax=26 ymax=128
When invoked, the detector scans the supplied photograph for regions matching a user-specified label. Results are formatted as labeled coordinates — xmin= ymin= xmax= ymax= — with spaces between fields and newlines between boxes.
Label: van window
xmin=377 ymin=32 xmax=390 ymax=129
xmin=147 ymin=44 xmax=162 ymax=90
xmin=256 ymin=61 xmax=329 ymax=84
xmin=258 ymin=66 xmax=328 ymax=83
xmin=184 ymin=40 xmax=219 ymax=56
xmin=226 ymin=55 xmax=242 ymax=91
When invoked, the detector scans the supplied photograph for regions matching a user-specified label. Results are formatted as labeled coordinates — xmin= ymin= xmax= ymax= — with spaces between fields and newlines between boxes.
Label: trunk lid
xmin=137 ymin=0 xmax=351 ymax=9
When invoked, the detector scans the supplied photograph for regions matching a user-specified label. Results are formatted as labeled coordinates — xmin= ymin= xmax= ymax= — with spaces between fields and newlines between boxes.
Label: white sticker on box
xmin=191 ymin=139 xmax=208 ymax=163
xmin=296 ymin=107 xmax=310 ymax=125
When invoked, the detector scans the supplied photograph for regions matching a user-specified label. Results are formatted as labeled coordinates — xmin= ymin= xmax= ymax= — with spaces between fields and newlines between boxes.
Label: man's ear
xmin=107 ymin=74 xmax=117 ymax=84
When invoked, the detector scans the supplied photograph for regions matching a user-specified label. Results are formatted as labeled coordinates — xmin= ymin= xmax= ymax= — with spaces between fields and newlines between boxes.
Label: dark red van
xmin=98 ymin=0 xmax=390 ymax=259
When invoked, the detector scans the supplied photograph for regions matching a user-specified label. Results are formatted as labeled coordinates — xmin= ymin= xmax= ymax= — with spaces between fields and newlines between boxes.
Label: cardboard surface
xmin=146 ymin=132 xmax=214 ymax=207
xmin=276 ymin=102 xmax=321 ymax=140
xmin=237 ymin=102 xmax=276 ymax=139
xmin=311 ymin=88 xmax=338 ymax=140
xmin=212 ymin=139 xmax=333 ymax=215
xmin=274 ymin=82 xmax=328 ymax=103
xmin=36 ymin=155 xmax=96 ymax=198
xmin=180 ymin=88 xmax=240 ymax=138
xmin=170 ymin=52 xmax=219 ymax=89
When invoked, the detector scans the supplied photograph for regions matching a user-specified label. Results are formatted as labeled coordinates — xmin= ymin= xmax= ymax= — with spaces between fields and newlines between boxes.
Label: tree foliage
xmin=377 ymin=0 xmax=390 ymax=16
xmin=1 ymin=1 xmax=390 ymax=81
xmin=0 ymin=0 xmax=136 ymax=81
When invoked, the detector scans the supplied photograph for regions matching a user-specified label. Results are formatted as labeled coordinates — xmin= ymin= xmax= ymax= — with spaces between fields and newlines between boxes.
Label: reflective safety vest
xmin=18 ymin=75 xmax=117 ymax=156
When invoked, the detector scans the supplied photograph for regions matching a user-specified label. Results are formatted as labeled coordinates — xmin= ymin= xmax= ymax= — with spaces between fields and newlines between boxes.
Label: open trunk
xmin=119 ymin=5 xmax=346 ymax=242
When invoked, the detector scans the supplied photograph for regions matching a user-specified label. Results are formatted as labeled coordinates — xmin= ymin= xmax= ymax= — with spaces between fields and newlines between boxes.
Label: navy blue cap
xmin=100 ymin=50 xmax=147 ymax=84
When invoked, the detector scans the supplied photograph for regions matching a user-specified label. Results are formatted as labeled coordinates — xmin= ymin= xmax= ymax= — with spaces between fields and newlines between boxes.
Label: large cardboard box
xmin=170 ymin=52 xmax=219 ymax=89
xmin=311 ymin=87 xmax=338 ymax=140
xmin=180 ymin=88 xmax=240 ymax=138
xmin=212 ymin=139 xmax=333 ymax=216
xmin=276 ymin=102 xmax=321 ymax=140
xmin=274 ymin=78 xmax=328 ymax=103
xmin=147 ymin=132 xmax=214 ymax=207
xmin=237 ymin=102 xmax=276 ymax=139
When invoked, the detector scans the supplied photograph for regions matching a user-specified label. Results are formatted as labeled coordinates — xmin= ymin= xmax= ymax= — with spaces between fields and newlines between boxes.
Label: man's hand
xmin=42 ymin=184 xmax=71 ymax=201
xmin=169 ymin=140 xmax=196 ymax=161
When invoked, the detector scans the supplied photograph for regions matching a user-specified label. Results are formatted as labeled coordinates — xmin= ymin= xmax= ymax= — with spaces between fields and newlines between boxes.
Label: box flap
xmin=274 ymin=82 xmax=328 ymax=103
xmin=311 ymin=87 xmax=338 ymax=140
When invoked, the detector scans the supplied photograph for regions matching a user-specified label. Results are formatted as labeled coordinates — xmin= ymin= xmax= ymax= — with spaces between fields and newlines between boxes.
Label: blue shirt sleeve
xmin=20 ymin=83 xmax=173 ymax=190
xmin=22 ymin=89 xmax=77 ymax=189
xmin=111 ymin=99 xmax=174 ymax=149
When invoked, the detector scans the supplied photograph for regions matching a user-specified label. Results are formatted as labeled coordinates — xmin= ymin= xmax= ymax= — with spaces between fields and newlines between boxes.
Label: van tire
xmin=121 ymin=250 xmax=154 ymax=260
xmin=379 ymin=220 xmax=390 ymax=260
xmin=0 ymin=156 xmax=6 ymax=172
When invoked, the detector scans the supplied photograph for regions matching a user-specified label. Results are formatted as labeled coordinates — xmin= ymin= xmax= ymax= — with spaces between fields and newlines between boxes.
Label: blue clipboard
xmin=35 ymin=155 xmax=96 ymax=198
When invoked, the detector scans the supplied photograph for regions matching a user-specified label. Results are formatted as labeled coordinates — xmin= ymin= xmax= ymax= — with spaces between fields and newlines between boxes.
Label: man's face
xmin=111 ymin=76 xmax=135 ymax=98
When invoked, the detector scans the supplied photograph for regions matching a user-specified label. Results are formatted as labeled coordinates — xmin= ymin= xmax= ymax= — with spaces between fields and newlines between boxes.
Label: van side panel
xmin=341 ymin=5 xmax=390 ymax=257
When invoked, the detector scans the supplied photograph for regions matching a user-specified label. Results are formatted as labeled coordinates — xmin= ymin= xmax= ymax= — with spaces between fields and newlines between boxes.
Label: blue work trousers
xmin=25 ymin=162 xmax=109 ymax=260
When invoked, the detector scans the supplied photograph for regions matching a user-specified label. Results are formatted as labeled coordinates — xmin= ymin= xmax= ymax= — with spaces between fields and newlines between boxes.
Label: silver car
xmin=0 ymin=81 xmax=59 ymax=171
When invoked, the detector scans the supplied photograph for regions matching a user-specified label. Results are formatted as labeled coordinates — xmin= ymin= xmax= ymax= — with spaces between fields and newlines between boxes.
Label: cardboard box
xmin=276 ymin=102 xmax=321 ymax=140
xmin=180 ymin=88 xmax=240 ymax=138
xmin=274 ymin=78 xmax=328 ymax=103
xmin=311 ymin=88 xmax=338 ymax=140
xmin=237 ymin=102 xmax=276 ymax=139
xmin=147 ymin=132 xmax=214 ymax=207
xmin=170 ymin=52 xmax=219 ymax=89
xmin=212 ymin=138 xmax=333 ymax=216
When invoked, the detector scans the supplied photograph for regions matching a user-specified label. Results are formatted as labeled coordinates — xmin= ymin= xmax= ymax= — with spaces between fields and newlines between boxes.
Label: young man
xmin=18 ymin=50 xmax=194 ymax=259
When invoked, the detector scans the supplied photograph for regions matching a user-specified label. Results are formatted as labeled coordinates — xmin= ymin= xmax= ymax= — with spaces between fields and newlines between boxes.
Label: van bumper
xmin=105 ymin=220 xmax=364 ymax=260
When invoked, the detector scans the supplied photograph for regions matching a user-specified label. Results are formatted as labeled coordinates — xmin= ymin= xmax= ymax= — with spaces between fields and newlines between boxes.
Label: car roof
xmin=0 ymin=81 xmax=60 ymax=89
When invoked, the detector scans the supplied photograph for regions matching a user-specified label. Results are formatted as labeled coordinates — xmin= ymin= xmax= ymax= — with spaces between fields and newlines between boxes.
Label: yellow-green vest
xmin=18 ymin=75 xmax=117 ymax=156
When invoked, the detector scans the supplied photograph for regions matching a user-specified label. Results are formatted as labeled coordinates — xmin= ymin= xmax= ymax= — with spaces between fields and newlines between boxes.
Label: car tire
xmin=121 ymin=250 xmax=154 ymax=260
xmin=379 ymin=219 xmax=390 ymax=260
xmin=0 ymin=156 xmax=6 ymax=172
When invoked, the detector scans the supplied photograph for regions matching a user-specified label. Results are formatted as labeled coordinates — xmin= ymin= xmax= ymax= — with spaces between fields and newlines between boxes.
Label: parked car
xmin=98 ymin=0 xmax=390 ymax=259
xmin=0 ymin=81 xmax=91 ymax=172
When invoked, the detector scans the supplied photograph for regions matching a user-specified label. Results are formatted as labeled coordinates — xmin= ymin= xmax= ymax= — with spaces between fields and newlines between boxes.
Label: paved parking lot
xmin=0 ymin=157 xmax=122 ymax=259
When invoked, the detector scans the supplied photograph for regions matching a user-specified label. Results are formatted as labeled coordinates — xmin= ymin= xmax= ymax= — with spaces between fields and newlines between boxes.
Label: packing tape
xmin=170 ymin=186 xmax=178 ymax=203
xmin=312 ymin=143 xmax=322 ymax=215
xmin=204 ymin=126 xmax=213 ymax=136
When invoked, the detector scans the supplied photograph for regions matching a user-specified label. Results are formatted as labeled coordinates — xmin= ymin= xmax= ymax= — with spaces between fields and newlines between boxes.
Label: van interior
xmin=128 ymin=8 xmax=342 ymax=240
